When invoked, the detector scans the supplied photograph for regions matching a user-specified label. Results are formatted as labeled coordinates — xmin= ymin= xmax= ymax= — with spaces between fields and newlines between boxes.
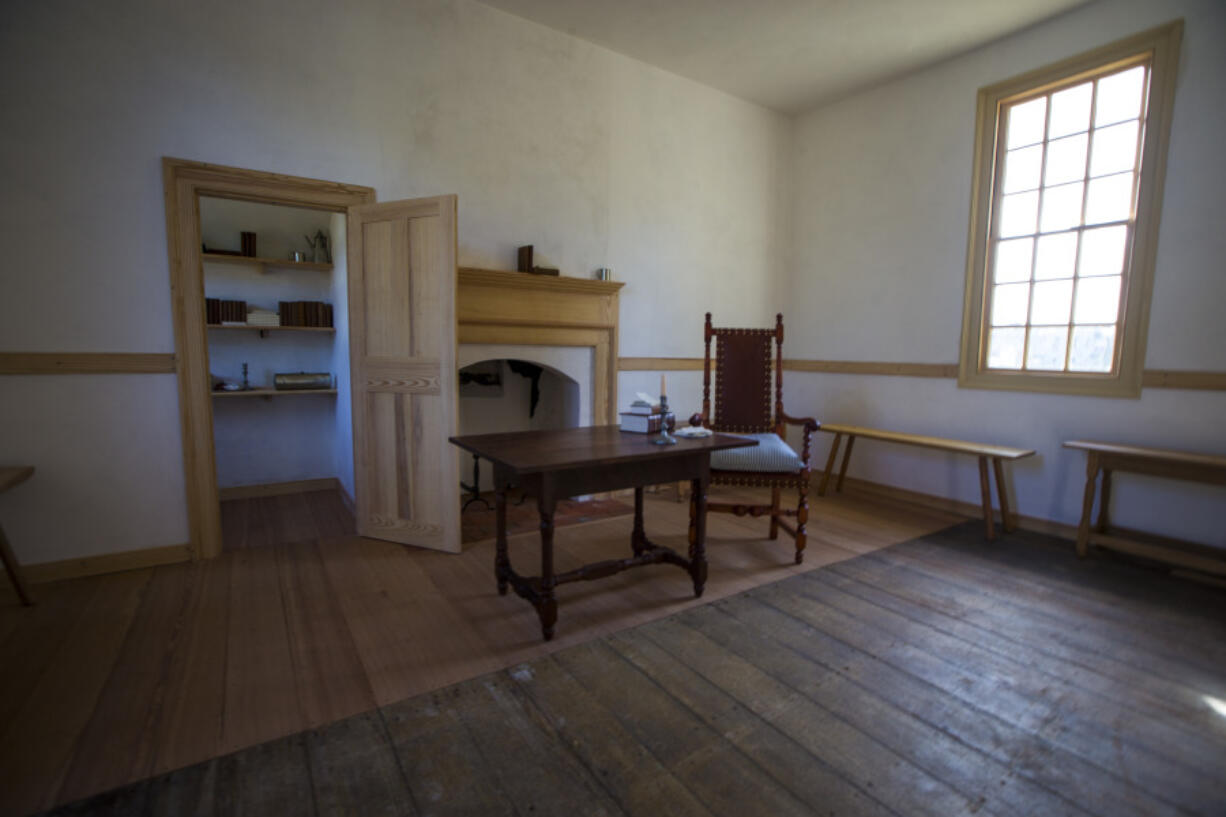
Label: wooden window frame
xmin=957 ymin=21 xmax=1182 ymax=398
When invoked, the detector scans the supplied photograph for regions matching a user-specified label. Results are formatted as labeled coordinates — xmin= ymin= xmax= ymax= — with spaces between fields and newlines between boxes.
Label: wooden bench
xmin=1064 ymin=440 xmax=1226 ymax=574
xmin=817 ymin=424 xmax=1035 ymax=540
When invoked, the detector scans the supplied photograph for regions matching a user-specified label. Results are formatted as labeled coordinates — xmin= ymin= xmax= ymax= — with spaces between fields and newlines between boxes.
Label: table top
xmin=1063 ymin=440 xmax=1226 ymax=470
xmin=0 ymin=466 xmax=34 ymax=494
xmin=450 ymin=426 xmax=757 ymax=474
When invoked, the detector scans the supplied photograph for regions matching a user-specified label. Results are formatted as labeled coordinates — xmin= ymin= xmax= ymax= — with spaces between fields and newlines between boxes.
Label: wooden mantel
xmin=456 ymin=268 xmax=625 ymax=424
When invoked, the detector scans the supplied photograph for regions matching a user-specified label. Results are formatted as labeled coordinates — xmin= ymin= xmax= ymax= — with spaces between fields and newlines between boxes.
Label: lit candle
xmin=660 ymin=374 xmax=666 ymax=398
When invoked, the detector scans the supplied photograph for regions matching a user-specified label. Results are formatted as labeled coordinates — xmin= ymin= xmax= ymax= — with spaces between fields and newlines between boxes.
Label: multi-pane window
xmin=958 ymin=22 xmax=1181 ymax=397
xmin=986 ymin=62 xmax=1147 ymax=374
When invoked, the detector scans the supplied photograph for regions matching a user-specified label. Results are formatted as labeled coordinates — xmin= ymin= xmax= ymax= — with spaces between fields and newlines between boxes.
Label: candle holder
xmin=653 ymin=394 xmax=678 ymax=445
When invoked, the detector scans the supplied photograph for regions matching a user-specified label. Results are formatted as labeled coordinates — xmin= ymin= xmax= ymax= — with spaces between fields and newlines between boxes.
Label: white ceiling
xmin=478 ymin=0 xmax=1091 ymax=113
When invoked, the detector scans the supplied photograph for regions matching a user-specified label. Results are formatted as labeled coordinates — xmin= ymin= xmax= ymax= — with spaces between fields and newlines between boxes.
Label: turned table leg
xmin=689 ymin=473 xmax=709 ymax=598
xmin=1076 ymin=453 xmax=1100 ymax=558
xmin=494 ymin=467 xmax=510 ymax=596
xmin=978 ymin=456 xmax=995 ymax=541
xmin=632 ymin=486 xmax=646 ymax=556
xmin=537 ymin=485 xmax=558 ymax=641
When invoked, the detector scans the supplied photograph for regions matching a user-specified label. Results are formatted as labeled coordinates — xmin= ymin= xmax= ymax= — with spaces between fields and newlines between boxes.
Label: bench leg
xmin=978 ymin=456 xmax=995 ymax=541
xmin=0 ymin=523 xmax=34 ymax=606
xmin=992 ymin=457 xmax=1014 ymax=532
xmin=818 ymin=433 xmax=842 ymax=496
xmin=836 ymin=436 xmax=856 ymax=492
xmin=1096 ymin=469 xmax=1112 ymax=533
xmin=1076 ymin=453 xmax=1100 ymax=558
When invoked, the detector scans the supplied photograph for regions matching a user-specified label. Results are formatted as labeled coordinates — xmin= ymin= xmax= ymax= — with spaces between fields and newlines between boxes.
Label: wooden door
xmin=347 ymin=195 xmax=460 ymax=552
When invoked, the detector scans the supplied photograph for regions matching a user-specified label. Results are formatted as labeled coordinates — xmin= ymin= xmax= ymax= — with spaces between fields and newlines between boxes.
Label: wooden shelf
xmin=202 ymin=252 xmax=332 ymax=273
xmin=212 ymin=388 xmax=337 ymax=399
xmin=207 ymin=324 xmax=335 ymax=334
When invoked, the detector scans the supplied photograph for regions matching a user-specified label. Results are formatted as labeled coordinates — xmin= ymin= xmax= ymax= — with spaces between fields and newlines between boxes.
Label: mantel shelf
xmin=212 ymin=388 xmax=337 ymax=399
xmin=458 ymin=267 xmax=625 ymax=295
xmin=202 ymin=252 xmax=333 ymax=273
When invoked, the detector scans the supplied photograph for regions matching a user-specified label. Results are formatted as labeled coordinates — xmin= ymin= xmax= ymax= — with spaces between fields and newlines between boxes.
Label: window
xmin=958 ymin=21 xmax=1182 ymax=397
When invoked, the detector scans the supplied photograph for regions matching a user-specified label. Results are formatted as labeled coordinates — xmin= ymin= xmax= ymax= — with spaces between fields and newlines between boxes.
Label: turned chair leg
xmin=794 ymin=479 xmax=809 ymax=565
xmin=769 ymin=485 xmax=781 ymax=540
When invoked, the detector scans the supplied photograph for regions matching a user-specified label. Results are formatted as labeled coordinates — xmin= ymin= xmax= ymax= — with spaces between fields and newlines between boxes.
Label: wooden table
xmin=818 ymin=423 xmax=1035 ymax=540
xmin=1064 ymin=440 xmax=1226 ymax=571
xmin=449 ymin=426 xmax=756 ymax=640
xmin=1 ymin=466 xmax=35 ymax=605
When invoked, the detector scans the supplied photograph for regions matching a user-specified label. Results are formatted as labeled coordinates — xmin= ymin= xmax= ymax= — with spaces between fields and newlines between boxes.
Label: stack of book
xmin=205 ymin=298 xmax=248 ymax=325
xmin=619 ymin=399 xmax=663 ymax=433
xmin=246 ymin=308 xmax=279 ymax=327
xmin=278 ymin=301 xmax=334 ymax=327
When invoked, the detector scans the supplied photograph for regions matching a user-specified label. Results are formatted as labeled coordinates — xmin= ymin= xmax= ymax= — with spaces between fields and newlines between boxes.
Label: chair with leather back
xmin=689 ymin=313 xmax=819 ymax=563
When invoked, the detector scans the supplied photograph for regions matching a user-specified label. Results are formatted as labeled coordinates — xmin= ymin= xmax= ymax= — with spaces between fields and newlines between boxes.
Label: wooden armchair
xmin=689 ymin=313 xmax=819 ymax=563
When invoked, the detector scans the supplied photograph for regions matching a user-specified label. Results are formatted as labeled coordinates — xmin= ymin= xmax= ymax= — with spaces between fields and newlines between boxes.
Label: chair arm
xmin=780 ymin=413 xmax=819 ymax=466
xmin=781 ymin=412 xmax=819 ymax=432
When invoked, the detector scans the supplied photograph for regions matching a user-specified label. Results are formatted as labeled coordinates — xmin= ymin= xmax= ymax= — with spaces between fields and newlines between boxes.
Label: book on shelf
xmin=619 ymin=412 xmax=663 ymax=434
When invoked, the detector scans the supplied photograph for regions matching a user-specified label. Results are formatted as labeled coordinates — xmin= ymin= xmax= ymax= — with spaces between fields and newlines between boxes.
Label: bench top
xmin=819 ymin=423 xmax=1035 ymax=460
xmin=1063 ymin=440 xmax=1226 ymax=471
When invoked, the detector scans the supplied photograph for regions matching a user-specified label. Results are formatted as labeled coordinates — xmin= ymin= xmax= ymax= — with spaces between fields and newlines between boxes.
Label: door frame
xmin=162 ymin=158 xmax=375 ymax=559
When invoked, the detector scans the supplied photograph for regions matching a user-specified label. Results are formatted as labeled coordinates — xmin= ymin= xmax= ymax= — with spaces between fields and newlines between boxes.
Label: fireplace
xmin=455 ymin=267 xmax=624 ymax=495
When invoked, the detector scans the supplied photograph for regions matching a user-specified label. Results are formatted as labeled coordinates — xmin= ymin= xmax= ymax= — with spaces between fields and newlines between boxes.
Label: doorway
xmin=162 ymin=158 xmax=375 ymax=559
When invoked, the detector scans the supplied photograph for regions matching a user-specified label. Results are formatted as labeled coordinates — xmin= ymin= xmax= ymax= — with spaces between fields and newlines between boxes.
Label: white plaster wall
xmin=0 ymin=0 xmax=789 ymax=563
xmin=787 ymin=0 xmax=1226 ymax=546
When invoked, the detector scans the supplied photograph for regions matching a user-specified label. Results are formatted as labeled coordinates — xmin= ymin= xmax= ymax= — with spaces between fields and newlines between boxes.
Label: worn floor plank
xmin=28 ymin=519 xmax=1226 ymax=817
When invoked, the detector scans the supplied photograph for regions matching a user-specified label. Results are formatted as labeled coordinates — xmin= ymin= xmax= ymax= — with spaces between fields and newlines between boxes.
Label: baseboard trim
xmin=24 ymin=543 xmax=193 ymax=584
xmin=837 ymin=476 xmax=1225 ymax=576
xmin=218 ymin=478 xmax=340 ymax=501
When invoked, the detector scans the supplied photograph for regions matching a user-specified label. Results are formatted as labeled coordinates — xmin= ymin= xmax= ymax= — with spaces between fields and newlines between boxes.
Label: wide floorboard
xmin=32 ymin=519 xmax=1226 ymax=817
xmin=0 ymin=486 xmax=959 ymax=816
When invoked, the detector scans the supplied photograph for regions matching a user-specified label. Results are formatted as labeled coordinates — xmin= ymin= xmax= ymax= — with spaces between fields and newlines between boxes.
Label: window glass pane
xmin=1073 ymin=275 xmax=1122 ymax=324
xmin=1002 ymin=144 xmax=1043 ymax=193
xmin=1034 ymin=232 xmax=1077 ymax=280
xmin=1044 ymin=133 xmax=1088 ymax=186
xmin=1007 ymin=97 xmax=1047 ymax=149
xmin=1031 ymin=279 xmax=1074 ymax=325
xmin=1078 ymin=225 xmax=1128 ymax=277
xmin=1095 ymin=65 xmax=1146 ymax=127
xmin=999 ymin=191 xmax=1039 ymax=237
xmin=994 ymin=237 xmax=1034 ymax=283
xmin=1068 ymin=325 xmax=1116 ymax=372
xmin=1089 ymin=120 xmax=1139 ymax=177
xmin=1026 ymin=326 xmax=1068 ymax=370
xmin=987 ymin=327 xmax=1025 ymax=369
xmin=1084 ymin=173 xmax=1133 ymax=224
xmin=991 ymin=283 xmax=1030 ymax=326
xmin=1048 ymin=82 xmax=1092 ymax=139
xmin=1039 ymin=182 xmax=1083 ymax=233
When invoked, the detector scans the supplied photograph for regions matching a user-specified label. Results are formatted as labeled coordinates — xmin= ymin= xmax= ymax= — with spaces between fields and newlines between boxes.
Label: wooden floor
xmin=0 ymin=486 xmax=961 ymax=816
xmin=31 ymin=518 xmax=1226 ymax=817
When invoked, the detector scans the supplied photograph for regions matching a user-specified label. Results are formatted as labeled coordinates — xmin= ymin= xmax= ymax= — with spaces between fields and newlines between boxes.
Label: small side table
xmin=0 ymin=466 xmax=35 ymax=606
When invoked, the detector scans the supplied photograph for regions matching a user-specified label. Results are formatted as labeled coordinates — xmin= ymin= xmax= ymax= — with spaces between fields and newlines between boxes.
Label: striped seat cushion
xmin=710 ymin=432 xmax=803 ymax=473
